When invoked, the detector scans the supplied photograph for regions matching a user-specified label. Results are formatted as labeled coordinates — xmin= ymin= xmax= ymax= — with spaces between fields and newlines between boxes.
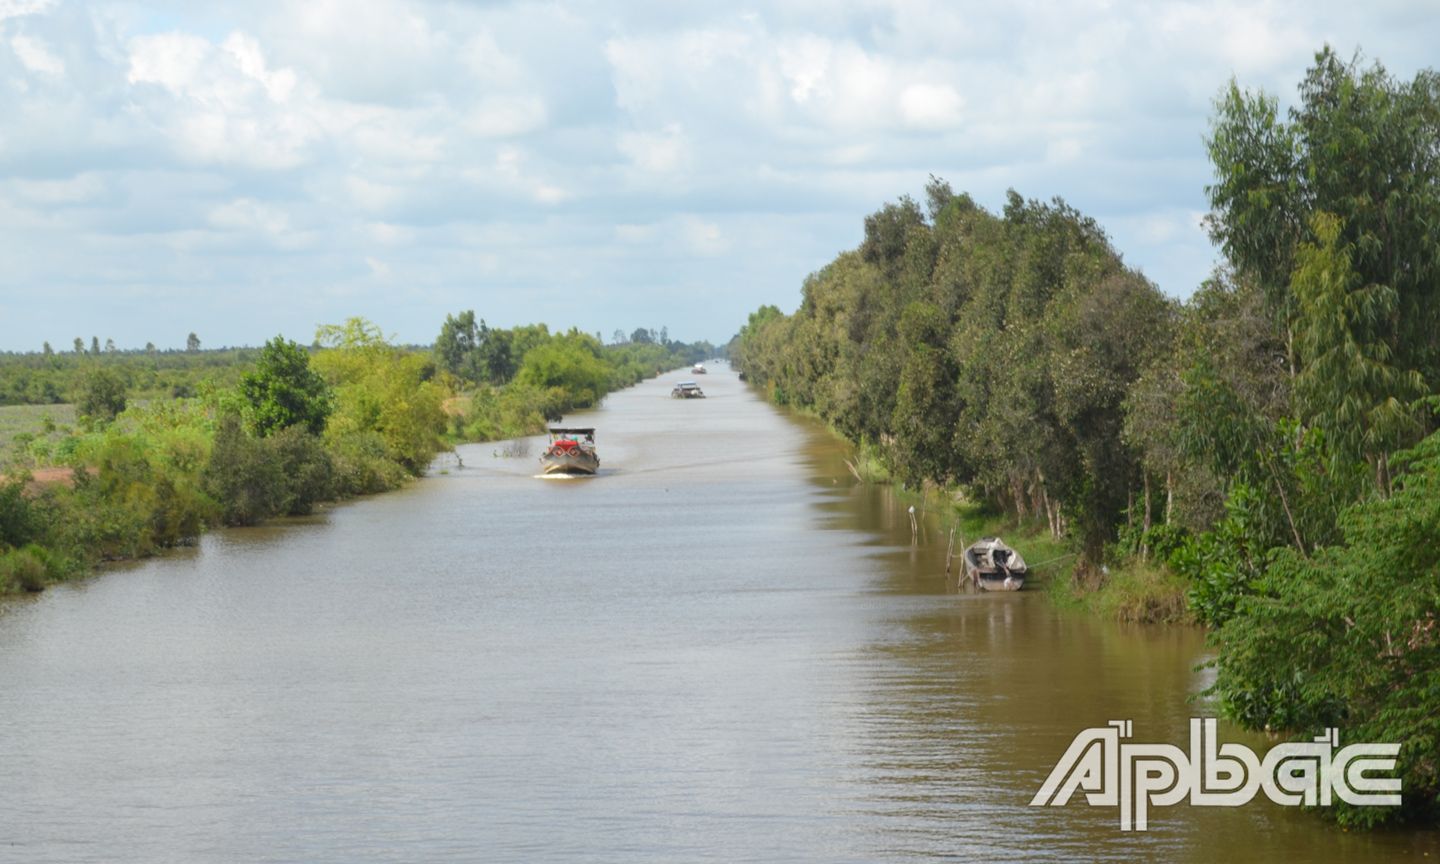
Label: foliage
xmin=0 ymin=545 xmax=52 ymax=593
xmin=438 ymin=318 xmax=713 ymax=444
xmin=1209 ymin=428 xmax=1440 ymax=825
xmin=0 ymin=472 xmax=39 ymax=549
xmin=314 ymin=317 xmax=448 ymax=474
xmin=734 ymin=181 xmax=1173 ymax=570
xmin=0 ymin=344 xmax=260 ymax=407
xmin=1206 ymin=47 xmax=1440 ymax=459
xmin=512 ymin=331 xmax=611 ymax=413
xmin=75 ymin=367 xmax=127 ymax=425
xmin=238 ymin=336 xmax=333 ymax=437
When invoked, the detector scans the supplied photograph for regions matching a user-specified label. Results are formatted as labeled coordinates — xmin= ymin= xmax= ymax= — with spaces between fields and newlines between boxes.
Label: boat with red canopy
xmin=539 ymin=428 xmax=599 ymax=476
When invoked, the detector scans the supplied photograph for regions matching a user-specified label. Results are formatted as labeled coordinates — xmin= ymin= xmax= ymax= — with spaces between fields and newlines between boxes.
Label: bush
xmin=329 ymin=431 xmax=407 ymax=497
xmin=0 ymin=546 xmax=48 ymax=593
xmin=203 ymin=415 xmax=283 ymax=526
xmin=0 ymin=475 xmax=40 ymax=550
xmin=270 ymin=425 xmax=336 ymax=515
xmin=75 ymin=367 xmax=127 ymax=425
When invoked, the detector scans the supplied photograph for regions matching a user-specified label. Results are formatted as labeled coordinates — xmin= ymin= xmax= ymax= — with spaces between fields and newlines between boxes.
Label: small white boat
xmin=671 ymin=381 xmax=705 ymax=399
xmin=962 ymin=537 xmax=1028 ymax=591
xmin=539 ymin=428 xmax=599 ymax=475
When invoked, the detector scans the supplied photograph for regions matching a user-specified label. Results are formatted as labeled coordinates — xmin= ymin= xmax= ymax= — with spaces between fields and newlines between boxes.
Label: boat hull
xmin=539 ymin=450 xmax=599 ymax=475
xmin=974 ymin=572 xmax=1026 ymax=591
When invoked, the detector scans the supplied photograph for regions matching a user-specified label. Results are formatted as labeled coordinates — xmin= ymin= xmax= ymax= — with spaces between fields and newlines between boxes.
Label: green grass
xmin=1048 ymin=559 xmax=1193 ymax=624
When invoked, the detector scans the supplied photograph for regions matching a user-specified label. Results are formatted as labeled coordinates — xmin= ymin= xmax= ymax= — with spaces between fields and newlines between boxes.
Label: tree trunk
xmin=1142 ymin=473 xmax=1152 ymax=562
xmin=1165 ymin=470 xmax=1173 ymax=525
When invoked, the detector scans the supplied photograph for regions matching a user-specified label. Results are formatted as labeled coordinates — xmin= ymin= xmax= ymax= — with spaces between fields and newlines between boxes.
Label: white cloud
xmin=11 ymin=34 xmax=63 ymax=75
xmin=209 ymin=197 xmax=289 ymax=234
xmin=466 ymin=95 xmax=547 ymax=139
xmin=13 ymin=174 xmax=103 ymax=203
xmin=618 ymin=124 xmax=687 ymax=173
xmin=682 ymin=217 xmax=727 ymax=257
xmin=0 ymin=0 xmax=57 ymax=22
xmin=899 ymin=83 xmax=963 ymax=129
xmin=126 ymin=29 xmax=321 ymax=168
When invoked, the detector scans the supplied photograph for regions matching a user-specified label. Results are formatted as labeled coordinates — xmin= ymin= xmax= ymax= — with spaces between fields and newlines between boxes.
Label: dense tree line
xmin=735 ymin=48 xmax=1440 ymax=825
xmin=734 ymin=180 xmax=1174 ymax=567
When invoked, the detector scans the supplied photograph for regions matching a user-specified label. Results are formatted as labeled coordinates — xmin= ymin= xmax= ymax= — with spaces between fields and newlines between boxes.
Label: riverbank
xmin=820 ymin=425 xmax=1191 ymax=625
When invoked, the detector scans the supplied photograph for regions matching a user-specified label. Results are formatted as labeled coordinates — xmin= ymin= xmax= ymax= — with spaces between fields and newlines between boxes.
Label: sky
xmin=1 ymin=0 xmax=1438 ymax=350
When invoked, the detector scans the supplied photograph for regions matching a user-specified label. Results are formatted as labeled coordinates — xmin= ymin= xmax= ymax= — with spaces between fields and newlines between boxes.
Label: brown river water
xmin=1 ymin=365 xmax=1435 ymax=862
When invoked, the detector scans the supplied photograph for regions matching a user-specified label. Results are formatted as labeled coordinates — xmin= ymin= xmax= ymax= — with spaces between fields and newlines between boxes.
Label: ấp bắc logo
xmin=1030 ymin=718 xmax=1401 ymax=831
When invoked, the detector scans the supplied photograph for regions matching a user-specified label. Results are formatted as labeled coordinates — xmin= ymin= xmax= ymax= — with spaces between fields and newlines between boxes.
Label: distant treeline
xmin=733 ymin=47 xmax=1440 ymax=826
xmin=0 ymin=343 xmax=259 ymax=405
xmin=432 ymin=312 xmax=713 ymax=441
xmin=1 ymin=314 xmax=713 ymax=598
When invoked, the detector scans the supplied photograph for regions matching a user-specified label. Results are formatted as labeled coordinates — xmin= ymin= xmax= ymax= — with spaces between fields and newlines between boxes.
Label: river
xmin=0 ymin=365 xmax=1434 ymax=862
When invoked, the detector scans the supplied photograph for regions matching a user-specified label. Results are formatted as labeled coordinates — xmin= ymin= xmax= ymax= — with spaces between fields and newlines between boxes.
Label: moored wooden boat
xmin=539 ymin=428 xmax=599 ymax=475
xmin=962 ymin=537 xmax=1028 ymax=591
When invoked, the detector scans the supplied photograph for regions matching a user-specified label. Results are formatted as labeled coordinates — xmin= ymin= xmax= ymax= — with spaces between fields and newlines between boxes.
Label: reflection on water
xmin=0 ymin=363 xmax=1434 ymax=862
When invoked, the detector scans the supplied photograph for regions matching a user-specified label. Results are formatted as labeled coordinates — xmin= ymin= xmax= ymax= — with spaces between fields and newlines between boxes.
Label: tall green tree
xmin=1206 ymin=47 xmax=1440 ymax=448
xmin=237 ymin=336 xmax=333 ymax=437
xmin=435 ymin=311 xmax=483 ymax=381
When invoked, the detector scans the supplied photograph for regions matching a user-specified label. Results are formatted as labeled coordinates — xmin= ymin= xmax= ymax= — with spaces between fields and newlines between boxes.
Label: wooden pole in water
xmin=945 ymin=523 xmax=956 ymax=575
xmin=956 ymin=524 xmax=970 ymax=587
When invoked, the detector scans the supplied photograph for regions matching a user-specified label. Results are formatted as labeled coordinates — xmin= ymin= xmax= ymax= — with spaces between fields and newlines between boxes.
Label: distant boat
xmin=962 ymin=537 xmax=1028 ymax=591
xmin=671 ymin=381 xmax=705 ymax=399
xmin=692 ymin=364 xmax=707 ymax=374
xmin=539 ymin=428 xmax=599 ymax=475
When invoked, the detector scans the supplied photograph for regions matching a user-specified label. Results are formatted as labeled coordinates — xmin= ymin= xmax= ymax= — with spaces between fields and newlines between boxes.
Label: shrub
xmin=203 ymin=415 xmax=283 ymax=526
xmin=270 ymin=425 xmax=336 ymax=515
xmin=75 ymin=367 xmax=127 ymax=425
xmin=0 ymin=475 xmax=40 ymax=550
xmin=329 ymin=431 xmax=406 ymax=497
xmin=0 ymin=547 xmax=48 ymax=593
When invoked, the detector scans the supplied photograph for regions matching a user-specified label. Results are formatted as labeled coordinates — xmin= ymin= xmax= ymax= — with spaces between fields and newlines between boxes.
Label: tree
xmin=513 ymin=332 xmax=611 ymax=412
xmin=1291 ymin=212 xmax=1427 ymax=485
xmin=1205 ymin=47 xmax=1440 ymax=443
xmin=187 ymin=332 xmax=201 ymax=352
xmin=76 ymin=367 xmax=127 ymax=424
xmin=90 ymin=336 xmax=99 ymax=355
xmin=476 ymin=326 xmax=517 ymax=384
xmin=630 ymin=327 xmax=653 ymax=344
xmin=237 ymin=336 xmax=333 ymax=437
xmin=72 ymin=338 xmax=83 ymax=354
xmin=435 ymin=310 xmax=483 ymax=381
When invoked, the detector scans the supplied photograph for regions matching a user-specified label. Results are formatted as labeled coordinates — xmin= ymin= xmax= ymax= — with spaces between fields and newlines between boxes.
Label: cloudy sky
xmin=1 ymin=0 xmax=1436 ymax=350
